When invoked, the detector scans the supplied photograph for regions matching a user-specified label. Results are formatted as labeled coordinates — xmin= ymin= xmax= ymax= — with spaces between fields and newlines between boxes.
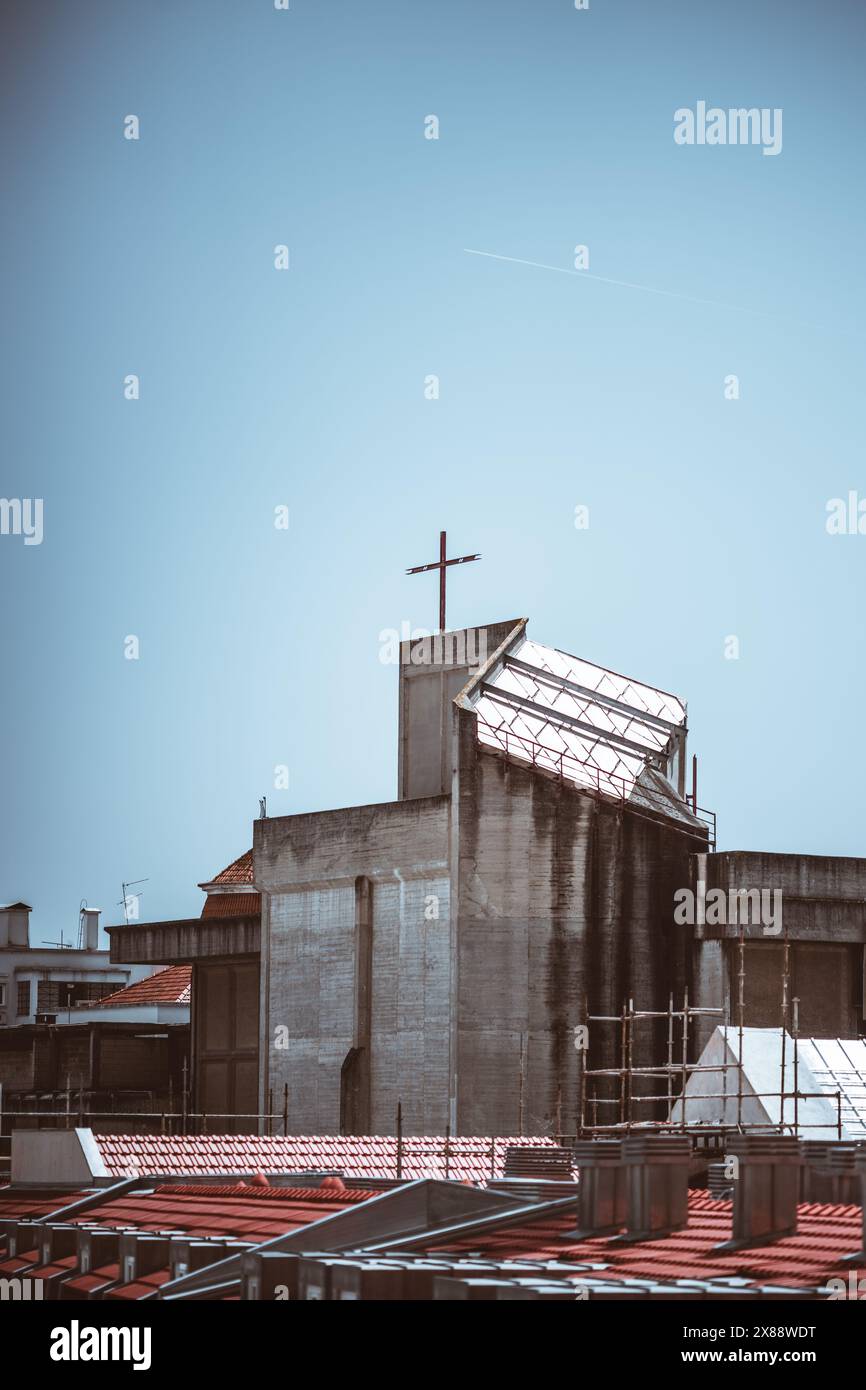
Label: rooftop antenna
xmin=259 ymin=796 xmax=267 ymax=819
xmin=118 ymin=877 xmax=149 ymax=925
xmin=41 ymin=930 xmax=74 ymax=949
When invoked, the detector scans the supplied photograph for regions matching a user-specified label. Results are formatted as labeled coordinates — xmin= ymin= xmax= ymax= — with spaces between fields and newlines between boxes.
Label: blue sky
xmin=2 ymin=0 xmax=864 ymax=940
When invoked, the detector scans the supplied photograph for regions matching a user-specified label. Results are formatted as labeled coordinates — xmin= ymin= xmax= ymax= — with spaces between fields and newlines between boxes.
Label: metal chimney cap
xmin=622 ymin=1134 xmax=691 ymax=1162
xmin=572 ymin=1140 xmax=625 ymax=1165
xmin=725 ymin=1135 xmax=802 ymax=1160
xmin=804 ymin=1141 xmax=858 ymax=1172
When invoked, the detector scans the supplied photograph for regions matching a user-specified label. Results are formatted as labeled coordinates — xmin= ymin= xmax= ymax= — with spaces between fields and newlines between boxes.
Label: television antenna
xmin=41 ymin=930 xmax=74 ymax=949
xmin=118 ymin=877 xmax=149 ymax=925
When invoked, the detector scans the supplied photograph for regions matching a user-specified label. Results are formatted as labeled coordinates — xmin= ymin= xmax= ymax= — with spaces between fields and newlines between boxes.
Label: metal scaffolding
xmin=576 ymin=933 xmax=844 ymax=1139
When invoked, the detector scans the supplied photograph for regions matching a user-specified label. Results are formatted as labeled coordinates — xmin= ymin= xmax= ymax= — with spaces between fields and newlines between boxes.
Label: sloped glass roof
xmin=797 ymin=1038 xmax=866 ymax=1137
xmin=468 ymin=634 xmax=695 ymax=823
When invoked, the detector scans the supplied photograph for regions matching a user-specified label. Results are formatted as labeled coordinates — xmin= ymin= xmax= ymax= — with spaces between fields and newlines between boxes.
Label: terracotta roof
xmin=201 ymin=892 xmax=260 ymax=919
xmin=45 ymin=1181 xmax=380 ymax=1302
xmin=62 ymin=1265 xmax=120 ymax=1297
xmin=63 ymin=1185 xmax=377 ymax=1240
xmin=105 ymin=1270 xmax=173 ymax=1300
xmin=422 ymin=1191 xmax=866 ymax=1293
xmin=0 ymin=1249 xmax=40 ymax=1276
xmin=94 ymin=1134 xmax=563 ymax=1184
xmin=155 ymin=1182 xmax=375 ymax=1203
xmin=23 ymin=1254 xmax=78 ymax=1281
xmin=0 ymin=1189 xmax=89 ymax=1220
xmin=92 ymin=966 xmax=191 ymax=1009
xmin=206 ymin=850 xmax=254 ymax=886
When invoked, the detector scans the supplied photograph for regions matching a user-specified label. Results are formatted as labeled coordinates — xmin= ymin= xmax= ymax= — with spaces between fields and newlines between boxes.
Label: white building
xmin=0 ymin=902 xmax=152 ymax=1027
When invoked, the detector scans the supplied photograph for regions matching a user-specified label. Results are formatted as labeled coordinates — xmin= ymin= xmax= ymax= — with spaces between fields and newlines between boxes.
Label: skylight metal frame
xmin=466 ymin=633 xmax=694 ymax=819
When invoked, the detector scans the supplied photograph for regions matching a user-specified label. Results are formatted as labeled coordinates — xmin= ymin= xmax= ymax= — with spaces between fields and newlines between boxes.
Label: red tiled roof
xmin=105 ymin=1269 xmax=174 ymax=1300
xmin=155 ymin=1183 xmax=375 ymax=1203
xmin=62 ymin=1186 xmax=376 ymax=1241
xmin=61 ymin=1264 xmax=120 ymax=1297
xmin=424 ymin=1192 xmax=866 ymax=1292
xmin=0 ymin=1189 xmax=89 ymax=1220
xmin=0 ymin=1249 xmax=40 ymax=1276
xmin=26 ymin=1255 xmax=79 ymax=1280
xmin=94 ymin=1134 xmax=563 ymax=1184
xmin=92 ymin=966 xmax=191 ymax=1009
xmin=201 ymin=892 xmax=260 ymax=919
xmin=0 ymin=1181 xmax=383 ymax=1304
xmin=207 ymin=851 xmax=254 ymax=886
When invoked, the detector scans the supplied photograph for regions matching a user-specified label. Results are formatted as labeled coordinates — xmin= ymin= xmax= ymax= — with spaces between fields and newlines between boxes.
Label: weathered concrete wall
xmin=267 ymin=883 xmax=356 ymax=1132
xmin=690 ymin=851 xmax=866 ymax=1048
xmin=256 ymin=797 xmax=450 ymax=1135
xmin=398 ymin=620 xmax=522 ymax=799
xmin=11 ymin=1128 xmax=108 ymax=1185
xmin=369 ymin=876 xmax=450 ymax=1133
xmin=698 ymin=851 xmax=866 ymax=941
xmin=255 ymin=798 xmax=449 ymax=889
xmin=453 ymin=708 xmax=705 ymax=1135
xmin=0 ymin=1039 xmax=34 ymax=1089
xmin=108 ymin=916 xmax=260 ymax=965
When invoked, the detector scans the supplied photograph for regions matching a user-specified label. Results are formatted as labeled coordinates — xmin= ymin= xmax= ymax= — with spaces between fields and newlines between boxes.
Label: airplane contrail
xmin=463 ymin=247 xmax=774 ymax=318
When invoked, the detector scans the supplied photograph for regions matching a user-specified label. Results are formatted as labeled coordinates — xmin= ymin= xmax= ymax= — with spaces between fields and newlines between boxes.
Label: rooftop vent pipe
xmin=800 ymin=1142 xmax=859 ymax=1205
xmin=80 ymin=908 xmax=100 ymax=951
xmin=707 ymin=1162 xmax=735 ymax=1199
xmin=614 ymin=1134 xmax=691 ymax=1242
xmin=118 ymin=1232 xmax=172 ymax=1285
xmin=568 ymin=1140 xmax=626 ymax=1237
xmin=715 ymin=1135 xmax=802 ymax=1252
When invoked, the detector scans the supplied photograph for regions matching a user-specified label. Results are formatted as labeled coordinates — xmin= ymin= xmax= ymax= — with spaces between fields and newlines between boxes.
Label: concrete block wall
xmin=268 ymin=884 xmax=356 ymax=1133
xmin=398 ymin=620 xmax=521 ymax=800
xmin=256 ymin=796 xmax=450 ymax=1136
xmin=369 ymin=876 xmax=450 ymax=1134
xmin=453 ymin=708 xmax=703 ymax=1135
xmin=690 ymin=851 xmax=866 ymax=1049
xmin=0 ymin=1042 xmax=34 ymax=1090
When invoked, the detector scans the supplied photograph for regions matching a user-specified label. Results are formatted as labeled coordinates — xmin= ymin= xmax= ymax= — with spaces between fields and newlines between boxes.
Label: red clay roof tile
xmin=425 ymin=1192 xmax=866 ymax=1291
xmin=206 ymin=851 xmax=254 ymax=886
xmin=201 ymin=892 xmax=260 ymax=919
xmin=94 ymin=1134 xmax=563 ymax=1184
xmin=92 ymin=966 xmax=191 ymax=1008
xmin=62 ymin=1186 xmax=374 ymax=1241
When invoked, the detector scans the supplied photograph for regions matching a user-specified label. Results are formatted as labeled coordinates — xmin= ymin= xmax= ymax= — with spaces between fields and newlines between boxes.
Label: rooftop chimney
xmin=849 ymin=1147 xmax=866 ymax=1263
xmin=800 ymin=1142 xmax=859 ymax=1205
xmin=81 ymin=908 xmax=101 ymax=951
xmin=715 ymin=1135 xmax=802 ymax=1251
xmin=569 ymin=1140 xmax=627 ymax=1237
xmin=0 ymin=902 xmax=31 ymax=949
xmin=615 ymin=1134 xmax=691 ymax=1242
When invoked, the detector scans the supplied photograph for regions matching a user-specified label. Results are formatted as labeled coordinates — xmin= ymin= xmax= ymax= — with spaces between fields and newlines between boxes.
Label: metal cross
xmin=406 ymin=530 xmax=481 ymax=633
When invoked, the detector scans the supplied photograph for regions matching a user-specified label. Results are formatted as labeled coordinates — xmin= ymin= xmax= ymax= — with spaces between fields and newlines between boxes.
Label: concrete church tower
xmin=254 ymin=617 xmax=707 ymax=1136
xmin=110 ymin=618 xmax=866 ymax=1136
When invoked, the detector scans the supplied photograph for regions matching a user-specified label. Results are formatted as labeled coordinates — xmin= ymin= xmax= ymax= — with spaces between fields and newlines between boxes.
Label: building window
xmin=37 ymin=981 xmax=62 ymax=1013
xmin=0 ymin=981 xmax=6 ymax=1008
xmin=17 ymin=980 xmax=31 ymax=1016
xmin=37 ymin=980 xmax=110 ymax=1012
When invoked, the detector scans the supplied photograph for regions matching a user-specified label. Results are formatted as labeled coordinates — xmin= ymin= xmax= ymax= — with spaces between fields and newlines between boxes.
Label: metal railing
xmin=476 ymin=716 xmax=716 ymax=846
